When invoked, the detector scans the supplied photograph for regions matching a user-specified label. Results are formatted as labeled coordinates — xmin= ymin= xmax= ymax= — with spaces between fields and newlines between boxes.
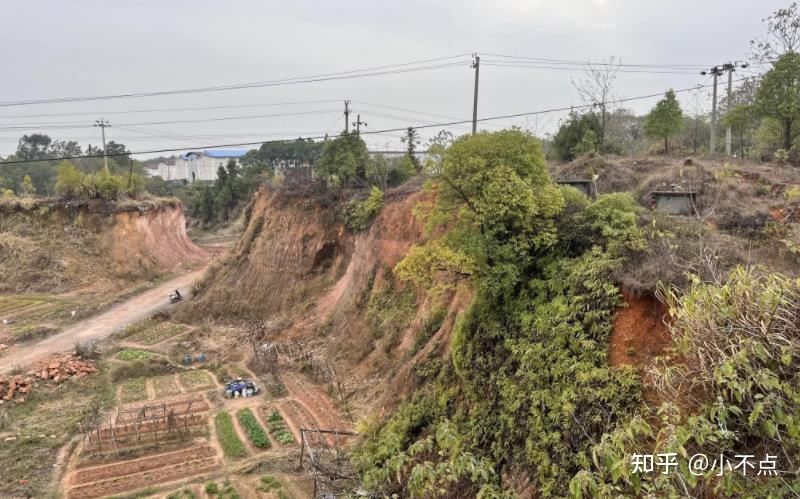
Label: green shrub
xmin=237 ymin=408 xmax=270 ymax=448
xmin=574 ymin=267 xmax=800 ymax=497
xmin=204 ymin=481 xmax=219 ymax=494
xmin=256 ymin=475 xmax=282 ymax=492
xmin=214 ymin=411 xmax=246 ymax=458
xmin=344 ymin=186 xmax=384 ymax=231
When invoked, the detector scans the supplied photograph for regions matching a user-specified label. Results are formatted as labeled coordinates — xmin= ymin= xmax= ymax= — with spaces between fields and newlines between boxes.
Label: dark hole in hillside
xmin=311 ymin=242 xmax=337 ymax=272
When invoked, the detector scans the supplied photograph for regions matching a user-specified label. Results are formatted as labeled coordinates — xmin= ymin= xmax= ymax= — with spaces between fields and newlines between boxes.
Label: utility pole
xmin=471 ymin=54 xmax=480 ymax=134
xmin=343 ymin=100 xmax=351 ymax=134
xmin=94 ymin=118 xmax=111 ymax=171
xmin=353 ymin=114 xmax=367 ymax=134
xmin=701 ymin=62 xmax=748 ymax=156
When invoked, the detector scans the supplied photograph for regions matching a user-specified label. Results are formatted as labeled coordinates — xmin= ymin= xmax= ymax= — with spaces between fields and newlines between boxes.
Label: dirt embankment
xmin=106 ymin=204 xmax=207 ymax=277
xmin=188 ymin=182 xmax=468 ymax=416
xmin=0 ymin=199 xmax=206 ymax=293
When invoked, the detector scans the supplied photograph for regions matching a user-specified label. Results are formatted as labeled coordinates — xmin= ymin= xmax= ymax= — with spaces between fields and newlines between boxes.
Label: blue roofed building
xmin=155 ymin=149 xmax=248 ymax=182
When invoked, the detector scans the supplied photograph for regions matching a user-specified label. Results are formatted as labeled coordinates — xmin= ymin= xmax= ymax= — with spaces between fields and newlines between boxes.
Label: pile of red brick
xmin=0 ymin=375 xmax=33 ymax=403
xmin=0 ymin=355 xmax=97 ymax=403
xmin=32 ymin=355 xmax=98 ymax=383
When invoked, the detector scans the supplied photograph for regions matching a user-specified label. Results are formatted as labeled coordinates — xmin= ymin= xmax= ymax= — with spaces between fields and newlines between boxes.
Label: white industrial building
xmin=152 ymin=149 xmax=247 ymax=182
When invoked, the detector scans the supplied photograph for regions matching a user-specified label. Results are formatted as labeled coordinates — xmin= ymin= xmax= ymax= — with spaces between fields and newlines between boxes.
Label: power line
xmin=0 ymin=109 xmax=342 ymax=131
xmin=0 ymin=99 xmax=342 ymax=120
xmin=481 ymin=61 xmax=701 ymax=75
xmin=480 ymin=53 xmax=713 ymax=70
xmin=0 ymin=56 xmax=471 ymax=108
xmin=0 ymin=76 xmax=758 ymax=166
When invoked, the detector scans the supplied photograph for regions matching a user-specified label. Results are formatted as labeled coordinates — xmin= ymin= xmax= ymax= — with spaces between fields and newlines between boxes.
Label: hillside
xmin=0 ymin=197 xmax=207 ymax=294
xmin=186 ymin=134 xmax=800 ymax=497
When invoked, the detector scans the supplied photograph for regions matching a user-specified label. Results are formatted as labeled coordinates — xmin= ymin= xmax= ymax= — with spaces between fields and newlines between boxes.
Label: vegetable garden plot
xmin=118 ymin=378 xmax=148 ymax=403
xmin=177 ymin=369 xmax=215 ymax=391
xmin=152 ymin=374 xmax=181 ymax=398
xmin=128 ymin=322 xmax=188 ymax=345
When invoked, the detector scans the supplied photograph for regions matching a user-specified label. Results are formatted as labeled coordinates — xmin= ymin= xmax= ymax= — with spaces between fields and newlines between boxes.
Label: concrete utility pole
xmin=472 ymin=54 xmax=480 ymax=134
xmin=94 ymin=118 xmax=111 ymax=171
xmin=725 ymin=66 xmax=734 ymax=155
xmin=343 ymin=100 xmax=351 ymax=134
xmin=701 ymin=62 xmax=748 ymax=156
xmin=353 ymin=114 xmax=367 ymax=134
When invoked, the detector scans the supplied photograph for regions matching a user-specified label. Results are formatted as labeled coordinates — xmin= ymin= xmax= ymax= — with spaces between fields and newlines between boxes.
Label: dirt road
xmin=0 ymin=270 xmax=204 ymax=373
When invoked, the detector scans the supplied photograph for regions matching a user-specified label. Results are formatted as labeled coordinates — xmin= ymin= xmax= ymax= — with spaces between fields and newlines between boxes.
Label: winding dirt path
xmin=0 ymin=270 xmax=204 ymax=373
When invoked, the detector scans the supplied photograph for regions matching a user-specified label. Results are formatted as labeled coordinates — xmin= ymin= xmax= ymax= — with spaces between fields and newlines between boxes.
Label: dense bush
xmin=357 ymin=129 xmax=646 ymax=496
xmin=344 ymin=185 xmax=384 ymax=231
xmin=54 ymin=160 xmax=144 ymax=200
xmin=573 ymin=267 xmax=800 ymax=497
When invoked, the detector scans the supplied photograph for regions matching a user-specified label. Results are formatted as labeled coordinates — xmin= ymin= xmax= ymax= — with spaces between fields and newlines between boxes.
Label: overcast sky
xmin=0 ymin=0 xmax=787 ymax=158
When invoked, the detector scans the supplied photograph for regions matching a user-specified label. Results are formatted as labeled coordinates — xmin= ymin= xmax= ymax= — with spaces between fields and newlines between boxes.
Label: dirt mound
xmin=0 ymin=199 xmax=205 ymax=293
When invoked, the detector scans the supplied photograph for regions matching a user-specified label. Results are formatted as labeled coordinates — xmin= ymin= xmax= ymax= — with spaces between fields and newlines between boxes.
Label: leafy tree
xmin=16 ymin=134 xmax=52 ymax=161
xmin=572 ymin=129 xmax=598 ymax=157
xmin=104 ymin=141 xmax=130 ymax=161
xmin=722 ymin=104 xmax=758 ymax=157
xmin=315 ymin=132 xmax=369 ymax=187
xmin=366 ymin=154 xmax=415 ymax=189
xmin=19 ymin=175 xmax=36 ymax=197
xmin=55 ymin=160 xmax=84 ymax=198
xmin=49 ymin=140 xmax=82 ymax=158
xmin=423 ymin=130 xmax=454 ymax=176
xmin=552 ymin=111 xmax=601 ymax=161
xmin=755 ymin=52 xmax=800 ymax=150
xmin=752 ymin=2 xmax=800 ymax=62
xmin=401 ymin=127 xmax=421 ymax=171
xmin=644 ymin=89 xmax=683 ymax=153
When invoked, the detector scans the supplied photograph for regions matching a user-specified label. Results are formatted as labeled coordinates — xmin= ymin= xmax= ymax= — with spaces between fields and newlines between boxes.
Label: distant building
xmin=152 ymin=149 xmax=247 ymax=182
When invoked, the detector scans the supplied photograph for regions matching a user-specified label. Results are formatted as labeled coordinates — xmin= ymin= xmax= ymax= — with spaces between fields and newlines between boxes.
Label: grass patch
xmin=204 ymin=481 xmax=220 ymax=494
xmin=116 ymin=348 xmax=155 ymax=361
xmin=0 ymin=370 xmax=115 ymax=497
xmin=177 ymin=369 xmax=215 ymax=391
xmin=165 ymin=488 xmax=195 ymax=499
xmin=256 ymin=474 xmax=283 ymax=493
xmin=237 ymin=408 xmax=271 ymax=449
xmin=151 ymin=374 xmax=181 ymax=398
xmin=214 ymin=411 xmax=246 ymax=458
xmin=266 ymin=409 xmax=295 ymax=444
xmin=118 ymin=377 xmax=148 ymax=403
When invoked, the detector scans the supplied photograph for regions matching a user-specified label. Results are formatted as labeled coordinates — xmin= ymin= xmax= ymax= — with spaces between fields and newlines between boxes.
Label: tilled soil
xmin=66 ymin=455 xmax=219 ymax=499
xmin=70 ymin=444 xmax=216 ymax=485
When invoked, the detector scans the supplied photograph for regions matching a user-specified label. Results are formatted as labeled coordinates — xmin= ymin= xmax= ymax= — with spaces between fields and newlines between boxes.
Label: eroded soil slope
xmin=0 ymin=198 xmax=206 ymax=293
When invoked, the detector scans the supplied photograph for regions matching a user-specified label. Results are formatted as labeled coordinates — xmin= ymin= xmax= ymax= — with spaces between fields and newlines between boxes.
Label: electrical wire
xmin=0 ymin=76 xmax=759 ymax=166
xmin=0 ymin=56 xmax=471 ymax=108
xmin=0 ymin=99 xmax=343 ymax=120
xmin=0 ymin=109 xmax=342 ymax=131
